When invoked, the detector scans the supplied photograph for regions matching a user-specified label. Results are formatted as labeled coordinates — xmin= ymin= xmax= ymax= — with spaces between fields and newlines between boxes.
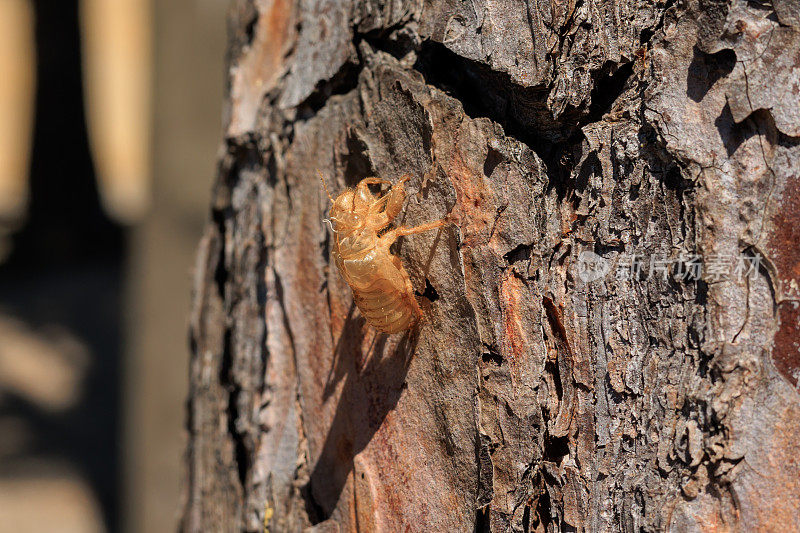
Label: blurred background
xmin=0 ymin=0 xmax=227 ymax=531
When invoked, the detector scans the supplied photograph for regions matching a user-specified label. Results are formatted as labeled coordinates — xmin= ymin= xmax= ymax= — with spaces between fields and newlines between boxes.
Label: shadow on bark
xmin=306 ymin=305 xmax=419 ymax=523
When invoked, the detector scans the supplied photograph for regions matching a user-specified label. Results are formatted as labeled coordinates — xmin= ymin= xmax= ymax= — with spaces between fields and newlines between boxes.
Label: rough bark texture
xmin=183 ymin=0 xmax=800 ymax=531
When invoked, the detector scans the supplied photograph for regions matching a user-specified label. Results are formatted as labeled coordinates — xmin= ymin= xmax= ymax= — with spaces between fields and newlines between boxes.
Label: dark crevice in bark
xmin=660 ymin=164 xmax=692 ymax=192
xmin=715 ymin=103 xmax=758 ymax=157
xmin=542 ymin=434 xmax=570 ymax=462
xmin=294 ymin=20 xmax=430 ymax=125
xmin=210 ymin=173 xmax=250 ymax=491
xmin=362 ymin=28 xmax=419 ymax=61
xmin=534 ymin=482 xmax=553 ymax=531
xmin=542 ymin=299 xmax=565 ymax=407
xmin=301 ymin=481 xmax=326 ymax=525
xmin=413 ymin=40 xmax=560 ymax=152
xmin=582 ymin=60 xmax=635 ymax=125
xmin=594 ymin=240 xmax=626 ymax=256
xmin=481 ymin=348 xmax=504 ymax=366
xmin=265 ymin=150 xmax=279 ymax=188
xmin=777 ymin=129 xmax=800 ymax=146
xmin=750 ymin=246 xmax=779 ymax=315
xmin=412 ymin=41 xmax=637 ymax=198
xmin=222 ymin=329 xmax=250 ymax=489
xmin=211 ymin=212 xmax=229 ymax=296
xmin=219 ymin=140 xmax=263 ymax=201
xmin=420 ymin=277 xmax=440 ymax=302
xmin=289 ymin=26 xmax=387 ymax=126
xmin=295 ymin=57 xmax=363 ymax=120
xmin=522 ymin=503 xmax=531 ymax=533
xmin=473 ymin=506 xmax=491 ymax=533
xmin=255 ymin=225 xmax=270 ymax=426
xmin=504 ymin=243 xmax=534 ymax=265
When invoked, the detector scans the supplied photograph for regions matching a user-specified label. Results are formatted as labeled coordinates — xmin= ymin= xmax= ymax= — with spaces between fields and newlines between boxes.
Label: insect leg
xmin=380 ymin=218 xmax=447 ymax=246
xmin=364 ymin=175 xmax=411 ymax=229
xmin=353 ymin=177 xmax=391 ymax=215
xmin=358 ymin=177 xmax=393 ymax=187
xmin=382 ymin=174 xmax=411 ymax=223
xmin=359 ymin=178 xmax=395 ymax=210
xmin=395 ymin=219 xmax=447 ymax=236
xmin=368 ymin=191 xmax=391 ymax=214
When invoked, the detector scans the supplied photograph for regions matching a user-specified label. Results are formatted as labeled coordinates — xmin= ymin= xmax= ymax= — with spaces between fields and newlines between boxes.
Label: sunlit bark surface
xmin=184 ymin=0 xmax=800 ymax=531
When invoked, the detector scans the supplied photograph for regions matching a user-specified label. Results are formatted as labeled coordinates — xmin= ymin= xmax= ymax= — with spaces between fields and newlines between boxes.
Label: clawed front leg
xmin=382 ymin=175 xmax=411 ymax=223
xmin=358 ymin=177 xmax=393 ymax=189
xmin=366 ymin=175 xmax=412 ymax=227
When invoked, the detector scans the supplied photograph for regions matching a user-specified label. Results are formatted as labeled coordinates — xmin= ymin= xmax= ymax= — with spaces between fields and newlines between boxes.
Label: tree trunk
xmin=182 ymin=0 xmax=800 ymax=531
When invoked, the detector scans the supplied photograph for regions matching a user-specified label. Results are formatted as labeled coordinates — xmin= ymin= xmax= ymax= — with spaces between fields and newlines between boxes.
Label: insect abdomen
xmin=336 ymin=251 xmax=421 ymax=333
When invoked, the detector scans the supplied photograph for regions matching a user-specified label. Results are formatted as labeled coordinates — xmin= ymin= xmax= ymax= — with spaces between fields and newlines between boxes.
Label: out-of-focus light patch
xmin=81 ymin=0 xmax=152 ymax=224
xmin=0 ymin=472 xmax=106 ymax=533
xmin=0 ymin=0 xmax=35 ymax=222
xmin=0 ymin=315 xmax=90 ymax=412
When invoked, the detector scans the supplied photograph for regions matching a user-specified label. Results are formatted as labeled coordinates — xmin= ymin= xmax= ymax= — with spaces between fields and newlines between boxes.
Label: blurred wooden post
xmin=123 ymin=1 xmax=226 ymax=532
xmin=0 ymin=0 xmax=35 ymax=225
xmin=80 ymin=0 xmax=152 ymax=224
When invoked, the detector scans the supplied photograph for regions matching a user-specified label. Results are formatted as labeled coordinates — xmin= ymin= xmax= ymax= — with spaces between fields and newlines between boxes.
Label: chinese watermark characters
xmin=576 ymin=250 xmax=763 ymax=284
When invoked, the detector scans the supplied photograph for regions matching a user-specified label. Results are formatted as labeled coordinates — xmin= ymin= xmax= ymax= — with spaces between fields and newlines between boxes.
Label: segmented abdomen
xmin=334 ymin=246 xmax=421 ymax=333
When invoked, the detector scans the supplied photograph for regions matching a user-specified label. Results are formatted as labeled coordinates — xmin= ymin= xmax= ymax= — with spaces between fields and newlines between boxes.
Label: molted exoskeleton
xmin=323 ymin=174 xmax=446 ymax=333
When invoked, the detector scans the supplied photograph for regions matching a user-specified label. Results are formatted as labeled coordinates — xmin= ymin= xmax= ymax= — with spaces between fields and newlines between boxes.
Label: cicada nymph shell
xmin=322 ymin=173 xmax=447 ymax=333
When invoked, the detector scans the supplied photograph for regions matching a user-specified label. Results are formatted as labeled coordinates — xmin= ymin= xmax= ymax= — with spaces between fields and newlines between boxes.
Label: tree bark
xmin=183 ymin=0 xmax=800 ymax=531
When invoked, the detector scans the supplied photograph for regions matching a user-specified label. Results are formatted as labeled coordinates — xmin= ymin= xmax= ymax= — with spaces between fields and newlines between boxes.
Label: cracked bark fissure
xmin=183 ymin=0 xmax=800 ymax=531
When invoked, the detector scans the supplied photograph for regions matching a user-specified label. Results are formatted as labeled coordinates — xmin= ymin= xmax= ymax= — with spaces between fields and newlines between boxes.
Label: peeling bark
xmin=183 ymin=0 xmax=800 ymax=531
